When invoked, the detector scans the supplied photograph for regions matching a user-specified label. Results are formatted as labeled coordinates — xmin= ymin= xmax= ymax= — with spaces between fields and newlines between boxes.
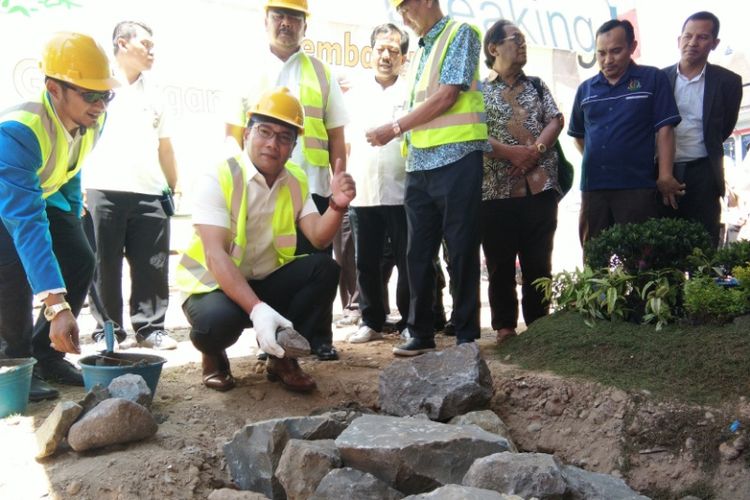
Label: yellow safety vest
xmin=298 ymin=53 xmax=331 ymax=168
xmin=404 ymin=20 xmax=487 ymax=153
xmin=175 ymin=155 xmax=309 ymax=295
xmin=0 ymin=91 xmax=104 ymax=197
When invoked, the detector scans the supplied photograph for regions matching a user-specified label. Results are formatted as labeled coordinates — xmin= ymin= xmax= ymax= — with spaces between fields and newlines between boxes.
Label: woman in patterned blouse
xmin=480 ymin=20 xmax=564 ymax=344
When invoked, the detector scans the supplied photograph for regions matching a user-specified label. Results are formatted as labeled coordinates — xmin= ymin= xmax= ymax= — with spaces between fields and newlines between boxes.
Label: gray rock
xmin=448 ymin=411 xmax=517 ymax=451
xmin=223 ymin=415 xmax=349 ymax=498
xmin=463 ymin=452 xmax=566 ymax=499
xmin=67 ymin=398 xmax=157 ymax=451
xmin=77 ymin=384 xmax=110 ymax=415
xmin=276 ymin=439 xmax=341 ymax=500
xmin=107 ymin=374 xmax=152 ymax=408
xmin=208 ymin=489 xmax=270 ymax=500
xmin=403 ymin=484 xmax=522 ymax=499
xmin=310 ymin=468 xmax=402 ymax=500
xmin=35 ymin=401 xmax=83 ymax=458
xmin=561 ymin=465 xmax=650 ymax=500
xmin=276 ymin=327 xmax=311 ymax=358
xmin=335 ymin=414 xmax=511 ymax=495
xmin=379 ymin=343 xmax=494 ymax=421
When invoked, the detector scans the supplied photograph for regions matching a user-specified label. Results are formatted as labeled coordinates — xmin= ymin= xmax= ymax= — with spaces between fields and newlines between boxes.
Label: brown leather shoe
xmin=496 ymin=328 xmax=517 ymax=345
xmin=266 ymin=357 xmax=316 ymax=393
xmin=202 ymin=351 xmax=235 ymax=391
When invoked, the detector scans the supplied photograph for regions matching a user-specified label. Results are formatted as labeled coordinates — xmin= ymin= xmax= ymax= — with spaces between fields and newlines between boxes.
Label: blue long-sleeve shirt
xmin=0 ymin=117 xmax=83 ymax=294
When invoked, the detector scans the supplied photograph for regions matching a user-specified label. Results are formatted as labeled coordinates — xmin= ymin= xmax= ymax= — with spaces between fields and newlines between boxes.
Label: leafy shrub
xmin=715 ymin=240 xmax=750 ymax=272
xmin=584 ymin=218 xmax=712 ymax=274
xmin=683 ymin=277 xmax=748 ymax=324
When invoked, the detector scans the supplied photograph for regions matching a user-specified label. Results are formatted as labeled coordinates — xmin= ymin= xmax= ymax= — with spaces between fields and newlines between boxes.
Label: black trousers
xmin=0 ymin=207 xmax=94 ymax=362
xmin=481 ymin=190 xmax=558 ymax=330
xmin=661 ymin=157 xmax=721 ymax=248
xmin=350 ymin=205 xmax=409 ymax=332
xmin=579 ymin=188 xmax=660 ymax=246
xmin=296 ymin=193 xmax=333 ymax=256
xmin=86 ymin=189 xmax=170 ymax=339
xmin=333 ymin=209 xmax=359 ymax=313
xmin=182 ymin=253 xmax=339 ymax=355
xmin=404 ymin=151 xmax=483 ymax=342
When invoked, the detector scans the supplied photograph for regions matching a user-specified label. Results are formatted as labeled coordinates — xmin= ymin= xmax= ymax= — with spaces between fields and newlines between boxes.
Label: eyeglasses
xmin=269 ymin=9 xmax=305 ymax=23
xmin=500 ymin=33 xmax=526 ymax=47
xmin=60 ymin=81 xmax=115 ymax=104
xmin=253 ymin=124 xmax=296 ymax=146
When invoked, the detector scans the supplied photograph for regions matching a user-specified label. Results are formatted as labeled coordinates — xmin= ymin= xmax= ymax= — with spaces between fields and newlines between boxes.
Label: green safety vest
xmin=404 ymin=20 xmax=487 ymax=153
xmin=298 ymin=53 xmax=331 ymax=168
xmin=175 ymin=155 xmax=309 ymax=295
xmin=1 ymin=91 xmax=104 ymax=197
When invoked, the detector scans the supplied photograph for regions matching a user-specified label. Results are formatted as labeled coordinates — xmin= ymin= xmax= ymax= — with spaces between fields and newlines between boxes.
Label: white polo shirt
xmin=223 ymin=48 xmax=349 ymax=198
xmin=346 ymin=75 xmax=407 ymax=207
xmin=191 ymin=153 xmax=317 ymax=280
xmin=83 ymin=73 xmax=171 ymax=195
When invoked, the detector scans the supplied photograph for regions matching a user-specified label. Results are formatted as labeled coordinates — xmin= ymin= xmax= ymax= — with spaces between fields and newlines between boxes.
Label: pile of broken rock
xmin=35 ymin=373 xmax=158 ymax=459
xmin=214 ymin=343 xmax=650 ymax=500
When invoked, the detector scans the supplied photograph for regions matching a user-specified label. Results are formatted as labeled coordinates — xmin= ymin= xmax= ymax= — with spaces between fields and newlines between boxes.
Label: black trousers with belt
xmin=662 ymin=157 xmax=721 ymax=248
xmin=0 ymin=207 xmax=94 ymax=362
xmin=404 ymin=151 xmax=483 ymax=342
xmin=182 ymin=253 xmax=340 ymax=355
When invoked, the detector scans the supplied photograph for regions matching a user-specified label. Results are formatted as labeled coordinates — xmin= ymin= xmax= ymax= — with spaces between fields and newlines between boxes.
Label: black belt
xmin=674 ymin=157 xmax=709 ymax=168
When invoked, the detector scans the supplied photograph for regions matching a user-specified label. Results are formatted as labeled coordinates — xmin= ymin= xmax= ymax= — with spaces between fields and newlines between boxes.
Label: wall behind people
xmin=1 ymin=0 xmax=743 ymax=208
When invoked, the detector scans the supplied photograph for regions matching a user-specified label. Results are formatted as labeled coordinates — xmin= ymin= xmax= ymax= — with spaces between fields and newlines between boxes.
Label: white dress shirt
xmin=674 ymin=64 xmax=709 ymax=162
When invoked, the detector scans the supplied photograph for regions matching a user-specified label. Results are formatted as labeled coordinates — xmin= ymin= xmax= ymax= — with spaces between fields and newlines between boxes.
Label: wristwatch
xmin=44 ymin=301 xmax=71 ymax=321
xmin=535 ymin=142 xmax=547 ymax=154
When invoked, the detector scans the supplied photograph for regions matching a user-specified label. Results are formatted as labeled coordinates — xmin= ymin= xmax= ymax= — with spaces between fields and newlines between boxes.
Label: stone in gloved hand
xmin=276 ymin=327 xmax=311 ymax=358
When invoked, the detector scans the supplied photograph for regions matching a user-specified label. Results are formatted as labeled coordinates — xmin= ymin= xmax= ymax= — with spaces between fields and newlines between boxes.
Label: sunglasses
xmin=60 ymin=81 xmax=116 ymax=104
xmin=253 ymin=124 xmax=296 ymax=147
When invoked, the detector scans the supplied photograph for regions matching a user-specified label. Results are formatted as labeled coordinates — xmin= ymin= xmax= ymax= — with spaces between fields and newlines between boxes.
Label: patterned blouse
xmin=482 ymin=72 xmax=562 ymax=201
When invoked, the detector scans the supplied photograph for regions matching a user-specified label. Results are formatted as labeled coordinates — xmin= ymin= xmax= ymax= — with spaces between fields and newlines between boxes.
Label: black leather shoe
xmin=29 ymin=373 xmax=59 ymax=402
xmin=442 ymin=321 xmax=456 ymax=336
xmin=313 ymin=344 xmax=338 ymax=361
xmin=392 ymin=337 xmax=436 ymax=357
xmin=34 ymin=358 xmax=84 ymax=386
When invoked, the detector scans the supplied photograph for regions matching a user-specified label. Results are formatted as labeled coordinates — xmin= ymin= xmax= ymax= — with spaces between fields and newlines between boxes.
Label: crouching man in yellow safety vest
xmin=176 ymin=88 xmax=355 ymax=393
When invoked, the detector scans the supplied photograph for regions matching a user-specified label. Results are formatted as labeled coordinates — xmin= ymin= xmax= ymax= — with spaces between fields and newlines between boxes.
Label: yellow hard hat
xmin=40 ymin=32 xmax=119 ymax=91
xmin=265 ymin=0 xmax=309 ymax=16
xmin=247 ymin=87 xmax=304 ymax=133
xmin=390 ymin=0 xmax=406 ymax=7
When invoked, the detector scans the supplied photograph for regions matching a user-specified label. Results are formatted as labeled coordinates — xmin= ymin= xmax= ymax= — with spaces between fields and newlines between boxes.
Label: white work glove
xmin=249 ymin=302 xmax=291 ymax=358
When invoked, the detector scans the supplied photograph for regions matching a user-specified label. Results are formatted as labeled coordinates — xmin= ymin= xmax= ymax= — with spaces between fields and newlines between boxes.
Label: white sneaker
xmin=348 ymin=325 xmax=384 ymax=344
xmin=138 ymin=330 xmax=178 ymax=350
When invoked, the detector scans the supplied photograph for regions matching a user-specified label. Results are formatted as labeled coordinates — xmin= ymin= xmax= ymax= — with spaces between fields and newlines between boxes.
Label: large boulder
xmin=223 ymin=414 xmax=350 ymax=498
xmin=463 ymin=452 xmax=566 ymax=499
xmin=448 ymin=410 xmax=517 ymax=451
xmin=275 ymin=439 xmax=341 ymax=500
xmin=379 ymin=343 xmax=493 ymax=421
xmin=67 ymin=398 xmax=157 ymax=452
xmin=561 ymin=465 xmax=650 ymax=499
xmin=402 ymin=485 xmax=523 ymax=499
xmin=335 ymin=414 xmax=512 ymax=494
xmin=310 ymin=468 xmax=402 ymax=500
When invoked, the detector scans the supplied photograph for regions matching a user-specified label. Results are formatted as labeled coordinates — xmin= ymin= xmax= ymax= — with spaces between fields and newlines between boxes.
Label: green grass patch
xmin=497 ymin=311 xmax=750 ymax=405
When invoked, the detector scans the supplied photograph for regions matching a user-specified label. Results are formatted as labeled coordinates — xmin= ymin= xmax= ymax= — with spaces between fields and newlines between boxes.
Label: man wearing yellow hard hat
xmin=224 ymin=0 xmax=349 ymax=362
xmin=0 ymin=32 xmax=119 ymax=401
xmin=177 ymin=87 xmax=355 ymax=393
xmin=367 ymin=0 xmax=489 ymax=355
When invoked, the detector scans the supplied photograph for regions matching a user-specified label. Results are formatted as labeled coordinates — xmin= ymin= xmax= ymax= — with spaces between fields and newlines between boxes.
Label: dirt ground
xmin=2 ymin=214 xmax=749 ymax=499
xmin=3 ymin=318 xmax=750 ymax=500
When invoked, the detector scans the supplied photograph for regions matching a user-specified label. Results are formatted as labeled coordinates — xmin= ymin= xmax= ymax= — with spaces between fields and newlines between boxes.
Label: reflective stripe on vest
xmin=0 ymin=91 xmax=103 ymax=198
xmin=404 ymin=20 xmax=487 ymax=150
xmin=175 ymin=156 xmax=308 ymax=295
xmin=298 ymin=54 xmax=331 ymax=167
